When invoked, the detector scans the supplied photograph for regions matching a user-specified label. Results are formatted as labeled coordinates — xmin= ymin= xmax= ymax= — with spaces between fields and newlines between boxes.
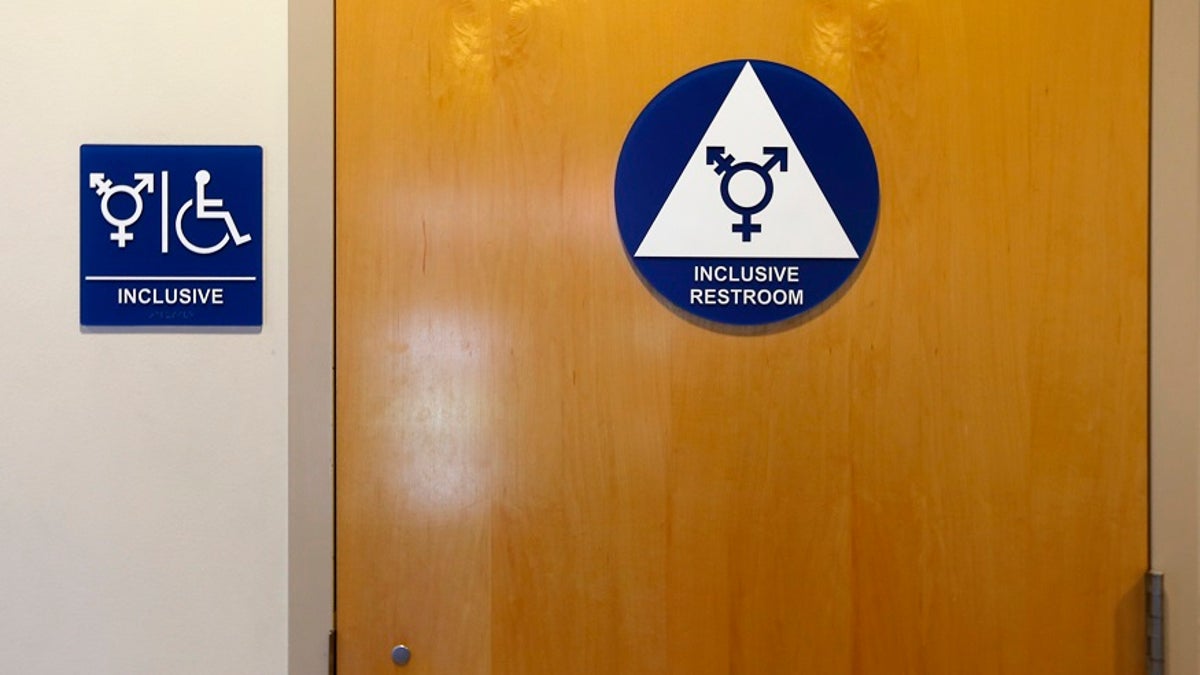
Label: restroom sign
xmin=615 ymin=60 xmax=879 ymax=327
xmin=80 ymin=145 xmax=263 ymax=326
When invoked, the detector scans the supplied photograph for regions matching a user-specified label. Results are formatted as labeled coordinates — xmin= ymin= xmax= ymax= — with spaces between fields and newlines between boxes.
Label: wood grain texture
xmin=336 ymin=1 xmax=1148 ymax=673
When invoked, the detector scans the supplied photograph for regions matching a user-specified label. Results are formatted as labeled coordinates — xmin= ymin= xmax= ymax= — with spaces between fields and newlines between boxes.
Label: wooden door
xmin=336 ymin=2 xmax=1148 ymax=673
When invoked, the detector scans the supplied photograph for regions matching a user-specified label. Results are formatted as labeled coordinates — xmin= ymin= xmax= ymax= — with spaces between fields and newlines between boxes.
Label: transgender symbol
xmin=88 ymin=172 xmax=155 ymax=248
xmin=705 ymin=145 xmax=788 ymax=242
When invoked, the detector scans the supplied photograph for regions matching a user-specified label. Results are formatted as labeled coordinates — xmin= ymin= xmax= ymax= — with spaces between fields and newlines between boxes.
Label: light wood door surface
xmin=336 ymin=1 xmax=1148 ymax=673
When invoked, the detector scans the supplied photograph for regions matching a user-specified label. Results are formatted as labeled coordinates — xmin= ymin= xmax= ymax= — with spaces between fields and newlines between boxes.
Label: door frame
xmin=286 ymin=0 xmax=1199 ymax=671
xmin=1150 ymin=0 xmax=1200 ymax=670
xmin=287 ymin=0 xmax=334 ymax=672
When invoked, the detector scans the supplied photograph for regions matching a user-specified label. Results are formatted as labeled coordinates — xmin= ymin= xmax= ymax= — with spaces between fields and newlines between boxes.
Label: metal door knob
xmin=391 ymin=645 xmax=412 ymax=666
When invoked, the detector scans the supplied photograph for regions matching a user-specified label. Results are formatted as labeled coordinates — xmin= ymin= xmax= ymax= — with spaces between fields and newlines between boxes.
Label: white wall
xmin=0 ymin=2 xmax=289 ymax=674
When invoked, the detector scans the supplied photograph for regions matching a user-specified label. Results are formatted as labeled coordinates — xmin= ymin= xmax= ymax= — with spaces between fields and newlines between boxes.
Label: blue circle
xmin=615 ymin=60 xmax=879 ymax=327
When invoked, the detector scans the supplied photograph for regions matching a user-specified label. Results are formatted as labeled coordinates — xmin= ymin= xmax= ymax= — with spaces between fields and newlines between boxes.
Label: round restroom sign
xmin=615 ymin=60 xmax=879 ymax=327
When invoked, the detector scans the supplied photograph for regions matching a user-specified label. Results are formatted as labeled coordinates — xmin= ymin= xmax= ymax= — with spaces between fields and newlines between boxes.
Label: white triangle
xmin=634 ymin=62 xmax=859 ymax=259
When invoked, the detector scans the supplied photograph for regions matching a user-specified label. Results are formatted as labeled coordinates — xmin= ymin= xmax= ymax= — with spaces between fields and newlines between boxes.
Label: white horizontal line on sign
xmin=84 ymin=276 xmax=258 ymax=282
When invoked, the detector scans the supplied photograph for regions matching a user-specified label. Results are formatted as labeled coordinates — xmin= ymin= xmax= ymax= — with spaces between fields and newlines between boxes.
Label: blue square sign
xmin=80 ymin=145 xmax=263 ymax=327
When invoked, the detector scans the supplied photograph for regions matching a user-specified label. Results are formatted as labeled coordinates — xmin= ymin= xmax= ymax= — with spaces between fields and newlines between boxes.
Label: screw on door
xmin=391 ymin=645 xmax=412 ymax=667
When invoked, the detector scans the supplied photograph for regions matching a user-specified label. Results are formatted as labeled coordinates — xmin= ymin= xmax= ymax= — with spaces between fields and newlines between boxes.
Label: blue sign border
xmin=614 ymin=60 xmax=880 ymax=327
xmin=80 ymin=144 xmax=263 ymax=327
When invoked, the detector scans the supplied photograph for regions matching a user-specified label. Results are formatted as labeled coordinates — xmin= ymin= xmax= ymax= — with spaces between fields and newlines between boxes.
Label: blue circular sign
xmin=615 ymin=60 xmax=879 ymax=327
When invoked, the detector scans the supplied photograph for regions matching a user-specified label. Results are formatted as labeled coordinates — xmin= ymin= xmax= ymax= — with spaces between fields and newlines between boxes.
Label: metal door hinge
xmin=1147 ymin=571 xmax=1164 ymax=675
xmin=328 ymin=630 xmax=337 ymax=675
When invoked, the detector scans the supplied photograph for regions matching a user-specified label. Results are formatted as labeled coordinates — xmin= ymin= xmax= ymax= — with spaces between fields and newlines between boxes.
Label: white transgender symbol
xmin=174 ymin=170 xmax=253 ymax=255
xmin=89 ymin=172 xmax=155 ymax=248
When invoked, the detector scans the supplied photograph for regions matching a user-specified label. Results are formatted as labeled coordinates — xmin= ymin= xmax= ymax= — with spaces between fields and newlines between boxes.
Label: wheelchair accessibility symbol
xmin=175 ymin=170 xmax=253 ymax=254
xmin=87 ymin=168 xmax=253 ymax=255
